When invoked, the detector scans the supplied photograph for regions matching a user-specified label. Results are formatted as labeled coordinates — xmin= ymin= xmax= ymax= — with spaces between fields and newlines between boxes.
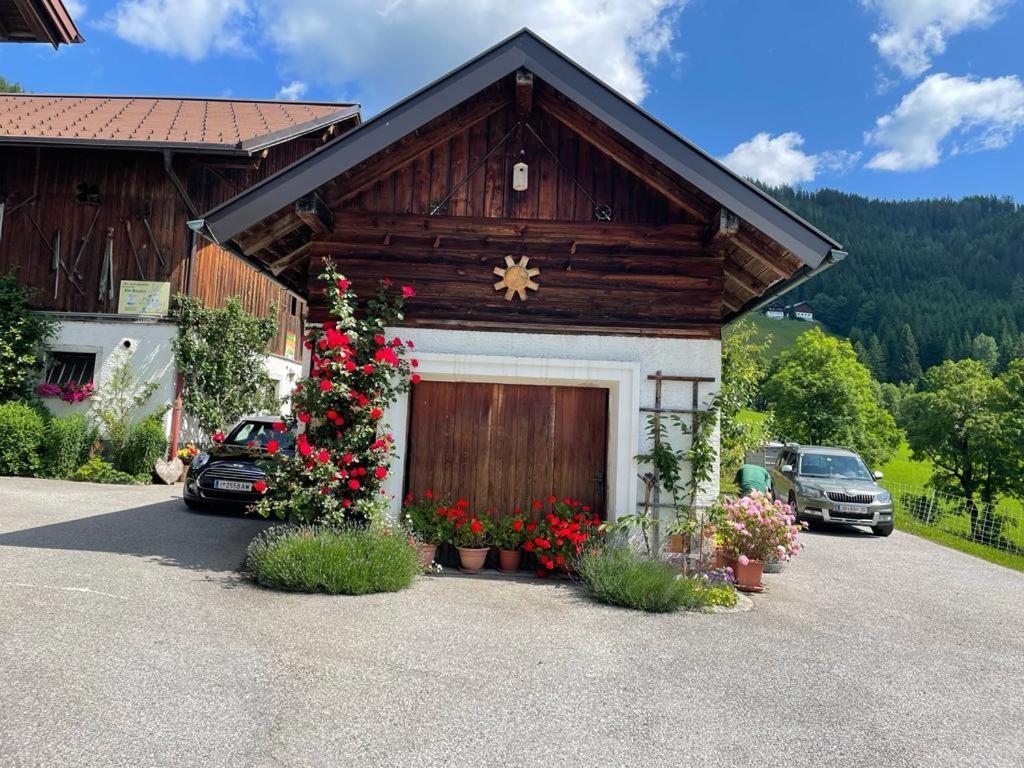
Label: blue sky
xmin=2 ymin=0 xmax=1022 ymax=202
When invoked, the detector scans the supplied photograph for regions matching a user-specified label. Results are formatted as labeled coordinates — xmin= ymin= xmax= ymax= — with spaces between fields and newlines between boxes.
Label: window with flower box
xmin=44 ymin=352 xmax=96 ymax=387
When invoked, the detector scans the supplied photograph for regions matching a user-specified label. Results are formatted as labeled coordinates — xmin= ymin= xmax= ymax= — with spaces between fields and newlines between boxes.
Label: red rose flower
xmin=326 ymin=410 xmax=337 ymax=420
xmin=345 ymin=361 xmax=356 ymax=372
xmin=401 ymin=286 xmax=415 ymax=298
xmin=410 ymin=358 xmax=419 ymax=368
xmin=298 ymin=413 xmax=310 ymax=424
xmin=265 ymin=440 xmax=279 ymax=454
xmin=319 ymin=379 xmax=333 ymax=392
xmin=363 ymin=364 xmax=374 ymax=374
xmin=336 ymin=278 xmax=350 ymax=291
xmin=375 ymin=467 xmax=388 ymax=479
xmin=532 ymin=500 xmax=542 ymax=510
xmin=411 ymin=374 xmax=421 ymax=385
xmin=406 ymin=340 xmax=415 ymax=349
xmin=548 ymin=495 xmax=556 ymax=503
xmin=316 ymin=449 xmax=330 ymax=463
xmin=374 ymin=334 xmax=386 ymax=346
xmin=298 ymin=442 xmax=313 ymax=458
xmin=253 ymin=480 xmax=267 ymax=493
xmin=211 ymin=431 xmax=225 ymax=444
xmin=370 ymin=407 xmax=383 ymax=419
xmin=272 ymin=421 xmax=286 ymax=431
xmin=348 ymin=479 xmax=361 ymax=490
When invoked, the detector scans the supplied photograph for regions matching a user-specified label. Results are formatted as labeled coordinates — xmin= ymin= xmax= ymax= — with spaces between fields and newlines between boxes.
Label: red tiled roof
xmin=0 ymin=95 xmax=360 ymax=153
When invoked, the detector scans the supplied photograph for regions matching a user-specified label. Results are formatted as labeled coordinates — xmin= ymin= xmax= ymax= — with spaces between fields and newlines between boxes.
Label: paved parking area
xmin=1 ymin=477 xmax=1022 ymax=768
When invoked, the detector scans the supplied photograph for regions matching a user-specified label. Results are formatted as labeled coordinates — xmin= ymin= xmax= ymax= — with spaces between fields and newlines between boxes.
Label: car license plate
xmin=834 ymin=504 xmax=867 ymax=514
xmin=214 ymin=479 xmax=253 ymax=492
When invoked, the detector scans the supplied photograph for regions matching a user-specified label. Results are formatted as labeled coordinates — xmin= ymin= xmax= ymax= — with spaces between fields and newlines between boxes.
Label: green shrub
xmin=0 ymin=401 xmax=45 ymax=476
xmin=113 ymin=416 xmax=167 ymax=477
xmin=701 ymin=584 xmax=738 ymax=609
xmin=576 ymin=546 xmax=707 ymax=613
xmin=40 ymin=413 xmax=95 ymax=478
xmin=246 ymin=525 xmax=421 ymax=595
xmin=70 ymin=456 xmax=144 ymax=485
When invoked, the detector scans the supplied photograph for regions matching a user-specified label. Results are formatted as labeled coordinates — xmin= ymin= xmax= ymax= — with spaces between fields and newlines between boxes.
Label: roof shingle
xmin=0 ymin=95 xmax=359 ymax=152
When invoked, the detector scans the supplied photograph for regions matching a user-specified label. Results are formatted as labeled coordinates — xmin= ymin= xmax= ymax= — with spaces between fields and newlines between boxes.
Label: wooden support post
xmin=515 ymin=69 xmax=534 ymax=115
xmin=295 ymin=192 xmax=333 ymax=235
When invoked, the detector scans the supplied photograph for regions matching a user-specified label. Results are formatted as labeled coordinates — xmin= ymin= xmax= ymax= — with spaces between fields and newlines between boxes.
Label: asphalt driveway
xmin=1 ymin=477 xmax=1022 ymax=768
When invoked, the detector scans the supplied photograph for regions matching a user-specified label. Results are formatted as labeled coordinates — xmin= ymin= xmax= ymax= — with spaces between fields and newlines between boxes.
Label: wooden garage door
xmin=405 ymin=381 xmax=608 ymax=519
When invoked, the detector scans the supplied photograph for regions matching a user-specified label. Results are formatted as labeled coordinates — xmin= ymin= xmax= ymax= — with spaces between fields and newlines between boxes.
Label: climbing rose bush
xmin=253 ymin=265 xmax=418 ymax=524
xmin=714 ymin=491 xmax=803 ymax=563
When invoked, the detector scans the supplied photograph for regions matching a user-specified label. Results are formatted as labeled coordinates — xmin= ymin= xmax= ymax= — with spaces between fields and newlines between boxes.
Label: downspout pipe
xmin=163 ymin=149 xmax=199 ymax=461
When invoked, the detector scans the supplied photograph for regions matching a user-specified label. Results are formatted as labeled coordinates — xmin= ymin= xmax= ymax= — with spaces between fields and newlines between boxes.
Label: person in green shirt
xmin=735 ymin=463 xmax=772 ymax=497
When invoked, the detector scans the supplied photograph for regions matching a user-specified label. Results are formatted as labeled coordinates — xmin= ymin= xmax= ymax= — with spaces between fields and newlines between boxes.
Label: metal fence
xmin=886 ymin=481 xmax=1024 ymax=555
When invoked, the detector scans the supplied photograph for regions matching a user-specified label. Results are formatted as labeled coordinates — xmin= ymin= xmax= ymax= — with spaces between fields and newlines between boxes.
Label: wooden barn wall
xmin=0 ymin=146 xmax=189 ymax=313
xmin=309 ymin=103 xmax=720 ymax=336
xmin=0 ymin=138 xmax=322 ymax=357
xmin=191 ymin=242 xmax=303 ymax=360
xmin=343 ymin=102 xmax=692 ymax=225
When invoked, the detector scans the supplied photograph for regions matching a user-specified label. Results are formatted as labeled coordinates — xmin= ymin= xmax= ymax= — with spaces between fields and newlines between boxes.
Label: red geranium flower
xmin=548 ymin=495 xmax=556 ymax=503
xmin=512 ymin=519 xmax=523 ymax=531
xmin=470 ymin=518 xmax=483 ymax=534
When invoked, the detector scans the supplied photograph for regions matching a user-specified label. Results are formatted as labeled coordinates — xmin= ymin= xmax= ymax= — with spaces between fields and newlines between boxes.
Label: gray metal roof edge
xmin=238 ymin=105 xmax=362 ymax=152
xmin=200 ymin=28 xmax=841 ymax=268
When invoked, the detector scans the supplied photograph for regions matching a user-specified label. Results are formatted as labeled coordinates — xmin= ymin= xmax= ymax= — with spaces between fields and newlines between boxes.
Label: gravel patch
xmin=1 ymin=477 xmax=1022 ymax=767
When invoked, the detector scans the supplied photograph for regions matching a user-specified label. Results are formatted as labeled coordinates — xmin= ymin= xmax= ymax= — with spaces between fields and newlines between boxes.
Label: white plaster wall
xmin=265 ymin=353 xmax=302 ymax=412
xmin=379 ymin=326 xmax=721 ymax=525
xmin=41 ymin=318 xmax=179 ymax=432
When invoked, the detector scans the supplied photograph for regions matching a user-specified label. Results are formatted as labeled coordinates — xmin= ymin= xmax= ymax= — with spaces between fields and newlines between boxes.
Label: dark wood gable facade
xmin=196 ymin=31 xmax=844 ymax=340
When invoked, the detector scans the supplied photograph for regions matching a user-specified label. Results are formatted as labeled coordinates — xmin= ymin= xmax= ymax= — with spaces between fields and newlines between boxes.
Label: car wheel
xmin=871 ymin=523 xmax=894 ymax=537
xmin=788 ymin=492 xmax=801 ymax=521
xmin=183 ymin=497 xmax=204 ymax=510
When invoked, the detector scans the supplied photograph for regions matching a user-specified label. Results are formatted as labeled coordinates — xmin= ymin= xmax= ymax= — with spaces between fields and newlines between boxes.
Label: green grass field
xmin=729 ymin=314 xmax=826 ymax=359
xmin=880 ymin=442 xmax=1024 ymax=572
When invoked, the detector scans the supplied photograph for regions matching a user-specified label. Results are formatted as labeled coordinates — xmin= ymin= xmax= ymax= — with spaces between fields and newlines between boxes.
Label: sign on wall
xmin=284 ymin=332 xmax=297 ymax=359
xmin=117 ymin=280 xmax=171 ymax=316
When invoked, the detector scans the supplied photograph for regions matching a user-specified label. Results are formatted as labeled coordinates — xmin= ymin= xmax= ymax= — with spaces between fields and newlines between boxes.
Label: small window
xmin=45 ymin=352 xmax=96 ymax=386
xmin=290 ymin=297 xmax=298 ymax=316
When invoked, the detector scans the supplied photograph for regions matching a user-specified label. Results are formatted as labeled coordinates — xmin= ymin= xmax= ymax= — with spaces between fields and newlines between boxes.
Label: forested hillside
xmin=764 ymin=187 xmax=1024 ymax=381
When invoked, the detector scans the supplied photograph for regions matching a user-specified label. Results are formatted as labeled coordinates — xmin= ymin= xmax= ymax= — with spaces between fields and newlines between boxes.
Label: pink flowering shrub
xmin=714 ymin=491 xmax=803 ymax=564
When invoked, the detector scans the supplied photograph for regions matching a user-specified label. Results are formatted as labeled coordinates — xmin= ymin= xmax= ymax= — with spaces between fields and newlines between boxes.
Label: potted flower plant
xmin=492 ymin=507 xmax=527 ymax=573
xmin=402 ymin=489 xmax=451 ymax=567
xmin=715 ymin=491 xmax=803 ymax=591
xmin=451 ymin=511 xmax=493 ymax=573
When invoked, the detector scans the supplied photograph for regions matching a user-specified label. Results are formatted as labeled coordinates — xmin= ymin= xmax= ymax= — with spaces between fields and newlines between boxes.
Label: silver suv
xmin=770 ymin=445 xmax=894 ymax=536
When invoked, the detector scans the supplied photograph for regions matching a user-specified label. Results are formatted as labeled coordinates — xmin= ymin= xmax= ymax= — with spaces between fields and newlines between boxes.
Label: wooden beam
xmin=331 ymin=213 xmax=705 ymax=247
xmin=295 ymin=193 xmax=333 ymax=235
xmin=236 ymin=214 xmax=306 ymax=254
xmin=703 ymin=208 xmax=740 ymax=246
xmin=731 ymin=236 xmax=789 ymax=279
xmin=537 ymin=89 xmax=710 ymax=222
xmin=515 ymin=69 xmax=534 ymax=115
xmin=722 ymin=268 xmax=760 ymax=296
xmin=269 ymin=241 xmax=312 ymax=276
xmin=327 ymin=91 xmax=511 ymax=206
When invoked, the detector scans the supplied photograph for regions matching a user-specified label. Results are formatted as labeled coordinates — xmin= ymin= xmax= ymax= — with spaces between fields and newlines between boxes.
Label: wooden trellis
xmin=638 ymin=371 xmax=716 ymax=554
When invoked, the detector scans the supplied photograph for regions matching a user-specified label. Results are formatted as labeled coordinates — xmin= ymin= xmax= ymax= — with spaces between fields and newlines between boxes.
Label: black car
xmin=183 ymin=416 xmax=294 ymax=509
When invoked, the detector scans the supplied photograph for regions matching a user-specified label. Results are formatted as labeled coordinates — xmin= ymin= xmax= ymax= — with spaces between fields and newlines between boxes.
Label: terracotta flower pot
xmin=417 ymin=543 xmax=437 ymax=568
xmin=498 ymin=549 xmax=522 ymax=573
xmin=733 ymin=559 xmax=765 ymax=590
xmin=456 ymin=546 xmax=489 ymax=573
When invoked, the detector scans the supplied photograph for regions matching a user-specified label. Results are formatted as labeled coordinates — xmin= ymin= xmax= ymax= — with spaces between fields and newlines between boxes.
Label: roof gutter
xmin=731 ymin=248 xmax=848 ymax=321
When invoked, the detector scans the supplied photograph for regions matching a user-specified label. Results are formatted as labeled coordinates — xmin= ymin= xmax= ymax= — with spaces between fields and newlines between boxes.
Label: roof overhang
xmin=197 ymin=29 xmax=841 ymax=273
xmin=0 ymin=0 xmax=82 ymax=47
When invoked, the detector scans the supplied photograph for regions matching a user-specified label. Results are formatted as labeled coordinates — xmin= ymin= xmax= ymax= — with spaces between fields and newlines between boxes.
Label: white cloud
xmin=256 ymin=1 xmax=687 ymax=109
xmin=719 ymin=132 xmax=859 ymax=186
xmin=862 ymin=0 xmax=1011 ymax=78
xmin=64 ymin=0 xmax=87 ymax=16
xmin=865 ymin=73 xmax=1024 ymax=171
xmin=275 ymin=80 xmax=308 ymax=101
xmin=108 ymin=1 xmax=686 ymax=108
xmin=108 ymin=0 xmax=251 ymax=61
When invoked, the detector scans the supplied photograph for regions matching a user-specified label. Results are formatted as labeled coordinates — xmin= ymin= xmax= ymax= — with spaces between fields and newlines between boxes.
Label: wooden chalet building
xmin=190 ymin=30 xmax=846 ymax=522
xmin=0 ymin=94 xmax=359 ymax=435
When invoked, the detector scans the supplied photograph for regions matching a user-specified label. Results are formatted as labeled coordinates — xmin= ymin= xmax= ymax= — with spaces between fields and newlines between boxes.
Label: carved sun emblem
xmin=493 ymin=255 xmax=540 ymax=301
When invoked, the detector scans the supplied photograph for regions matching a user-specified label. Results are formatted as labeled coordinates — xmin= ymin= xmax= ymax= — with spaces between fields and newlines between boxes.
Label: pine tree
xmin=890 ymin=324 xmax=923 ymax=382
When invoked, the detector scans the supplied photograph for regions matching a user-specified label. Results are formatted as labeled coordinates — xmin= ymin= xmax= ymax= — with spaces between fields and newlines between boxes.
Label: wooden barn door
xmin=405 ymin=381 xmax=608 ymax=520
